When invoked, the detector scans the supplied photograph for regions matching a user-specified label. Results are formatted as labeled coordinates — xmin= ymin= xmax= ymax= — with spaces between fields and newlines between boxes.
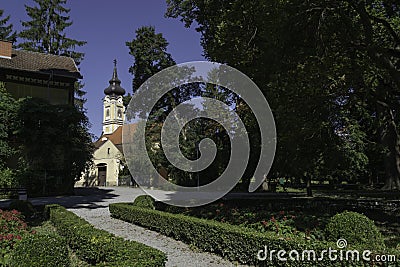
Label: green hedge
xmin=326 ymin=211 xmax=385 ymax=250
xmin=10 ymin=233 xmax=70 ymax=267
xmin=45 ymin=204 xmax=166 ymax=266
xmin=110 ymin=203 xmax=400 ymax=267
xmin=133 ymin=195 xmax=156 ymax=209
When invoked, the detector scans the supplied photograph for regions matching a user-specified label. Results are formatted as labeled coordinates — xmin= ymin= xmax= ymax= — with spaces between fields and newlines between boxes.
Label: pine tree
xmin=18 ymin=0 xmax=87 ymax=106
xmin=126 ymin=26 xmax=176 ymax=94
xmin=0 ymin=9 xmax=16 ymax=42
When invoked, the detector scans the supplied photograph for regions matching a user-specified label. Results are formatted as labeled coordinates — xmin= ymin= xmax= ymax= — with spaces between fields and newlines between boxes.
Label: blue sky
xmin=1 ymin=0 xmax=205 ymax=137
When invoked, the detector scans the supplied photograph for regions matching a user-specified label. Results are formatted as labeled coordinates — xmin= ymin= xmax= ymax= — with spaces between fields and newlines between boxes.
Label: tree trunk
xmin=377 ymin=96 xmax=400 ymax=190
xmin=306 ymin=176 xmax=313 ymax=197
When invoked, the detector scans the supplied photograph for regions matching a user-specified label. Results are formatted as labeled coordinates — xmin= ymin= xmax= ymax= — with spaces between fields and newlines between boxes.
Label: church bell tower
xmin=102 ymin=60 xmax=126 ymax=134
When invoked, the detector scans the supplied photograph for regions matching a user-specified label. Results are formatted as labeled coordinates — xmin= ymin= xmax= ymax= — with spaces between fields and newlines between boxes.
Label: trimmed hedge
xmin=133 ymin=195 xmax=156 ymax=209
xmin=326 ymin=211 xmax=385 ymax=250
xmin=10 ymin=233 xmax=70 ymax=267
xmin=45 ymin=204 xmax=166 ymax=266
xmin=110 ymin=203 xmax=400 ymax=267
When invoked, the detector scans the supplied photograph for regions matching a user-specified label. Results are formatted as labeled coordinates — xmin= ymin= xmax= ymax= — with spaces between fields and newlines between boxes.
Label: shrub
xmin=133 ymin=195 xmax=155 ymax=209
xmin=46 ymin=204 xmax=166 ymax=266
xmin=325 ymin=211 xmax=385 ymax=250
xmin=10 ymin=233 xmax=70 ymax=267
xmin=0 ymin=168 xmax=18 ymax=188
xmin=8 ymin=200 xmax=35 ymax=219
xmin=111 ymin=203 xmax=375 ymax=266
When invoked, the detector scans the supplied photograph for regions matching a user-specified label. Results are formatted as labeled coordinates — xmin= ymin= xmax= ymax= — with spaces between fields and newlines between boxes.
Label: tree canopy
xmin=18 ymin=0 xmax=86 ymax=64
xmin=0 ymin=9 xmax=16 ymax=42
xmin=18 ymin=0 xmax=87 ymax=106
xmin=126 ymin=26 xmax=176 ymax=94
xmin=166 ymin=0 xmax=400 ymax=190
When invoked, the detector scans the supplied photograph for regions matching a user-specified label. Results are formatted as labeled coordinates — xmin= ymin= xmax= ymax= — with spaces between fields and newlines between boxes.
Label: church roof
xmin=94 ymin=124 xmax=137 ymax=152
xmin=0 ymin=49 xmax=82 ymax=79
xmin=104 ymin=59 xmax=125 ymax=96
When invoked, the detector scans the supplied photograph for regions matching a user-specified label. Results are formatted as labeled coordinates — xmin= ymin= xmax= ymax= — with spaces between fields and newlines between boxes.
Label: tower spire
xmin=104 ymin=59 xmax=125 ymax=96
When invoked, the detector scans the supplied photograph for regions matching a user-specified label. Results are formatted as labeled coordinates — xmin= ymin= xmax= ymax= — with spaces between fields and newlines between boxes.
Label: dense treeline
xmin=165 ymin=0 xmax=400 ymax=190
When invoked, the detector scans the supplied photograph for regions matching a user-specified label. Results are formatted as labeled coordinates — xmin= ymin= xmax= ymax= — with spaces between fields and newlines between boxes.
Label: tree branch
xmin=370 ymin=15 xmax=400 ymax=45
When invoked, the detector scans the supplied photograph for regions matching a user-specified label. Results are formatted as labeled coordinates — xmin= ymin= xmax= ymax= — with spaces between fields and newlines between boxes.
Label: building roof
xmin=0 ymin=49 xmax=82 ymax=79
xmin=94 ymin=124 xmax=137 ymax=152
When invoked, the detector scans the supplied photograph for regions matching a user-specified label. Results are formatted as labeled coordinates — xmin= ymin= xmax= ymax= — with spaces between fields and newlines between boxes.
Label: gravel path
xmin=64 ymin=187 xmax=246 ymax=267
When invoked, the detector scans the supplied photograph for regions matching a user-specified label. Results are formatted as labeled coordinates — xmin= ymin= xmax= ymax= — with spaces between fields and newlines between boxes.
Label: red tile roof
xmin=94 ymin=124 xmax=137 ymax=152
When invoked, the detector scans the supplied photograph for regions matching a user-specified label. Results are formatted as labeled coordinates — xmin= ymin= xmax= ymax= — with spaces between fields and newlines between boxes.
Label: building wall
xmin=1 ymin=70 xmax=76 ymax=105
xmin=103 ymin=95 xmax=125 ymax=134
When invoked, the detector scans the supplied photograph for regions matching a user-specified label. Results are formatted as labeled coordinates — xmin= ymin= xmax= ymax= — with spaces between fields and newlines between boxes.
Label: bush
xmin=111 ymin=203 xmax=370 ymax=266
xmin=10 ymin=233 xmax=70 ymax=267
xmin=8 ymin=200 xmax=35 ymax=218
xmin=133 ymin=195 xmax=155 ymax=209
xmin=46 ymin=204 xmax=166 ymax=266
xmin=325 ymin=211 xmax=385 ymax=250
xmin=0 ymin=168 xmax=18 ymax=188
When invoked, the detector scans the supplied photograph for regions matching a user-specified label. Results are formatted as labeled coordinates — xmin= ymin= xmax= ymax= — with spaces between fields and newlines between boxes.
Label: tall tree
xmin=17 ymin=98 xmax=94 ymax=195
xmin=0 ymin=9 xmax=16 ymax=42
xmin=127 ymin=26 xmax=176 ymax=94
xmin=18 ymin=0 xmax=87 ymax=106
xmin=126 ymin=26 xmax=232 ymax=187
xmin=166 ymin=0 xmax=400 ymax=190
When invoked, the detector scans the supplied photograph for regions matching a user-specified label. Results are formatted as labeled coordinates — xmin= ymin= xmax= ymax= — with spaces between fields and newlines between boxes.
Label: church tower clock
xmin=102 ymin=60 xmax=126 ymax=134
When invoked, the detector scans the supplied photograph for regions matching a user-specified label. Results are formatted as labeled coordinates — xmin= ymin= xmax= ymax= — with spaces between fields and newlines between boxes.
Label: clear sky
xmin=1 ymin=0 xmax=205 ymax=138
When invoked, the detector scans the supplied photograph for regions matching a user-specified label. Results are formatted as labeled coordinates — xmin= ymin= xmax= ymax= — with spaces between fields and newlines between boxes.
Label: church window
xmin=117 ymin=108 xmax=122 ymax=118
xmin=106 ymin=108 xmax=110 ymax=118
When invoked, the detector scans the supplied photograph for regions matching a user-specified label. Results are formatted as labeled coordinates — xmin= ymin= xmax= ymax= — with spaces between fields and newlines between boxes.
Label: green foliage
xmin=126 ymin=26 xmax=175 ymax=93
xmin=0 ymin=9 xmax=16 ymax=42
xmin=161 ymin=203 xmax=329 ymax=241
xmin=126 ymin=26 xmax=235 ymax=187
xmin=325 ymin=211 xmax=385 ymax=250
xmin=18 ymin=0 xmax=87 ymax=104
xmin=0 ymin=168 xmax=18 ymax=189
xmin=10 ymin=233 xmax=70 ymax=267
xmin=18 ymin=0 xmax=86 ymax=64
xmin=133 ymin=195 xmax=156 ymax=209
xmin=110 ymin=203 xmax=389 ymax=266
xmin=166 ymin=0 xmax=400 ymax=189
xmin=46 ymin=204 xmax=166 ymax=266
xmin=0 ymin=83 xmax=19 ymax=169
xmin=8 ymin=200 xmax=35 ymax=219
xmin=17 ymin=98 xmax=94 ymax=195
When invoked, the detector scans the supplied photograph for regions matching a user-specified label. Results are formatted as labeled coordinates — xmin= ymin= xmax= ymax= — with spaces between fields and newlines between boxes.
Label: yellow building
xmin=77 ymin=60 xmax=127 ymax=186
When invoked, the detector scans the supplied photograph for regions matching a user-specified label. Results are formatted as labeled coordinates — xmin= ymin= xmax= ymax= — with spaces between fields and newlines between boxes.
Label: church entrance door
xmin=97 ymin=164 xmax=107 ymax=186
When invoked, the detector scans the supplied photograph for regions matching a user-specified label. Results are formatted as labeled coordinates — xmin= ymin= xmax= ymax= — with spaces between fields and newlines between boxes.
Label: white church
xmin=77 ymin=60 xmax=129 ymax=186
